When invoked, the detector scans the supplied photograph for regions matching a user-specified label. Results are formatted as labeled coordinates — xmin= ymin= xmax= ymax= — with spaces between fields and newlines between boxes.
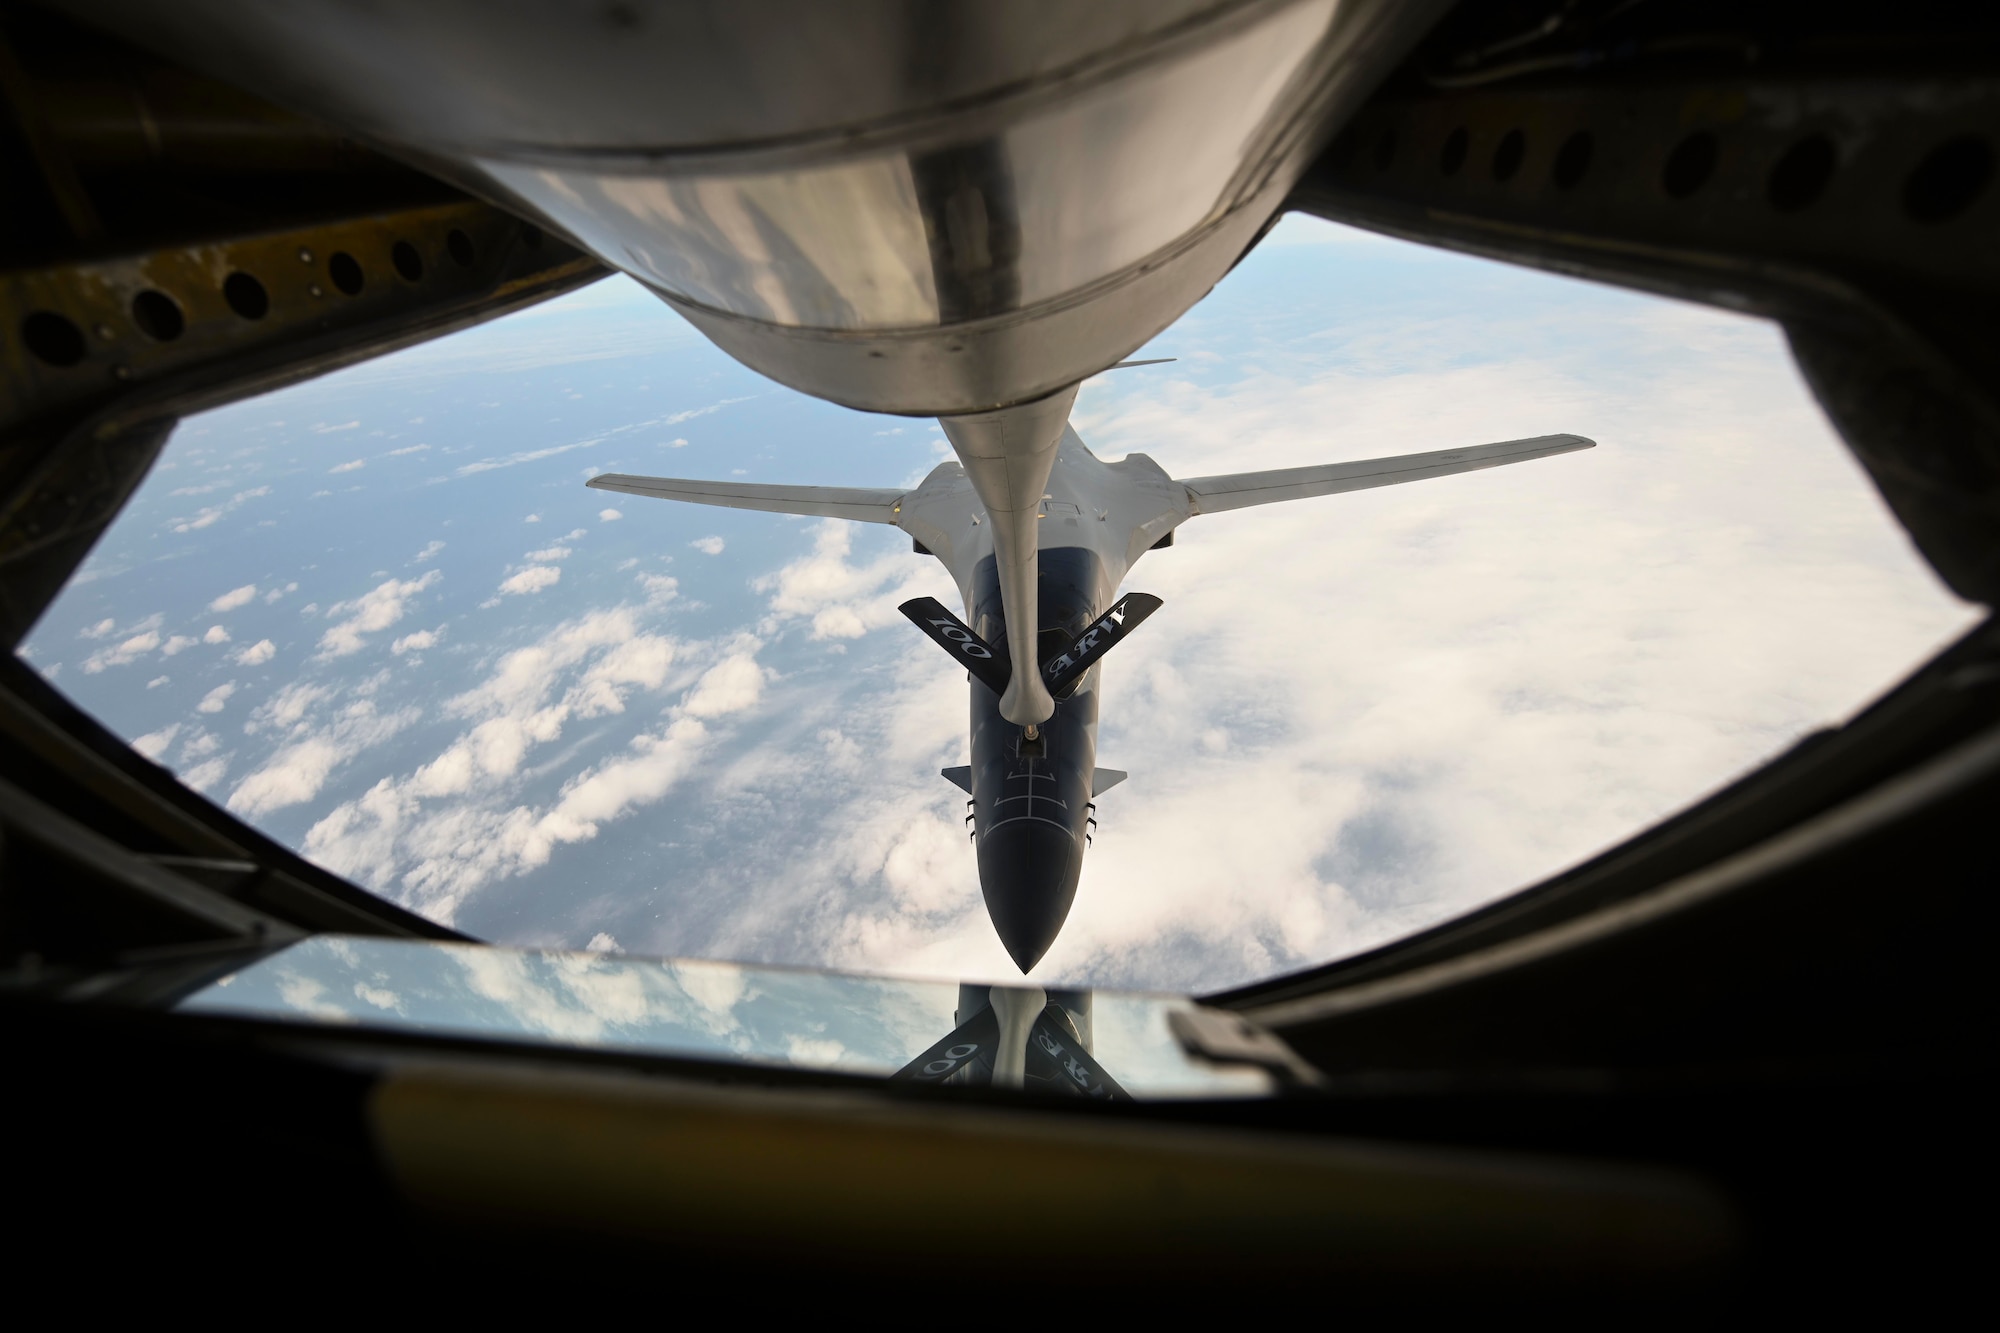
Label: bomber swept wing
xmin=587 ymin=475 xmax=904 ymax=523
xmin=1177 ymin=433 xmax=1593 ymax=514
xmin=587 ymin=433 xmax=1594 ymax=529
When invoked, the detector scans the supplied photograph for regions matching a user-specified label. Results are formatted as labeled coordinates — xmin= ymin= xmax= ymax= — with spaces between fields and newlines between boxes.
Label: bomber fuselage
xmin=898 ymin=428 xmax=1189 ymax=970
xmin=966 ymin=547 xmax=1108 ymax=970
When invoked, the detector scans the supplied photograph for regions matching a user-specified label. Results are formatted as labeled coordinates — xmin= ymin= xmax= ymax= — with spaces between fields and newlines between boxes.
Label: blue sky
xmin=20 ymin=215 xmax=1978 ymax=992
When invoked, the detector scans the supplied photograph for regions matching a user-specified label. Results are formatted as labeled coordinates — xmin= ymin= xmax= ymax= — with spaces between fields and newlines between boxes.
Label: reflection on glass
xmin=177 ymin=937 xmax=1270 ymax=1099
xmin=893 ymin=985 xmax=1126 ymax=1097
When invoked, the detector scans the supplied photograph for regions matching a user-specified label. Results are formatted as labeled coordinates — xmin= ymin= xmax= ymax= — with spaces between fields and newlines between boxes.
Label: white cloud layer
xmin=83 ymin=623 xmax=161 ymax=673
xmin=319 ymin=571 xmax=441 ymax=656
xmin=228 ymin=681 xmax=421 ymax=818
xmin=172 ymin=487 xmax=269 ymax=534
xmin=498 ymin=566 xmax=561 ymax=596
xmin=754 ymin=521 xmax=941 ymax=641
xmin=301 ymin=608 xmax=764 ymax=924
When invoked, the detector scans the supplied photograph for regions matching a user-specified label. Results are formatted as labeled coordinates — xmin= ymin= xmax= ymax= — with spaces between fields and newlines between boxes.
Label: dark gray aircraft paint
xmin=900 ymin=550 xmax=1162 ymax=966
xmin=591 ymin=419 xmax=1593 ymax=969
xmin=967 ymin=548 xmax=1105 ymax=970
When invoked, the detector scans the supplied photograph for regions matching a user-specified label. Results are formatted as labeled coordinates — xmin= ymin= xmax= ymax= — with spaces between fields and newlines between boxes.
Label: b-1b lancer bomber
xmin=590 ymin=395 xmax=1591 ymax=971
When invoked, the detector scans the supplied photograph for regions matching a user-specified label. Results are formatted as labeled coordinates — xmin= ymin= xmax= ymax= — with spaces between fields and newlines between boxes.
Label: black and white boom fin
xmin=892 ymin=1006 xmax=1000 ymax=1086
xmin=901 ymin=592 xmax=1162 ymax=701
xmin=1041 ymin=593 xmax=1162 ymax=698
xmin=899 ymin=597 xmax=1011 ymax=697
xmin=891 ymin=998 xmax=1127 ymax=1098
xmin=1026 ymin=1007 xmax=1128 ymax=1099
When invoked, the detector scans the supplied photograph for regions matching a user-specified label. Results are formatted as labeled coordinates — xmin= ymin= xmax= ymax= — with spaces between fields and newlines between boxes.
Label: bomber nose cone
xmin=977 ymin=819 xmax=1084 ymax=972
